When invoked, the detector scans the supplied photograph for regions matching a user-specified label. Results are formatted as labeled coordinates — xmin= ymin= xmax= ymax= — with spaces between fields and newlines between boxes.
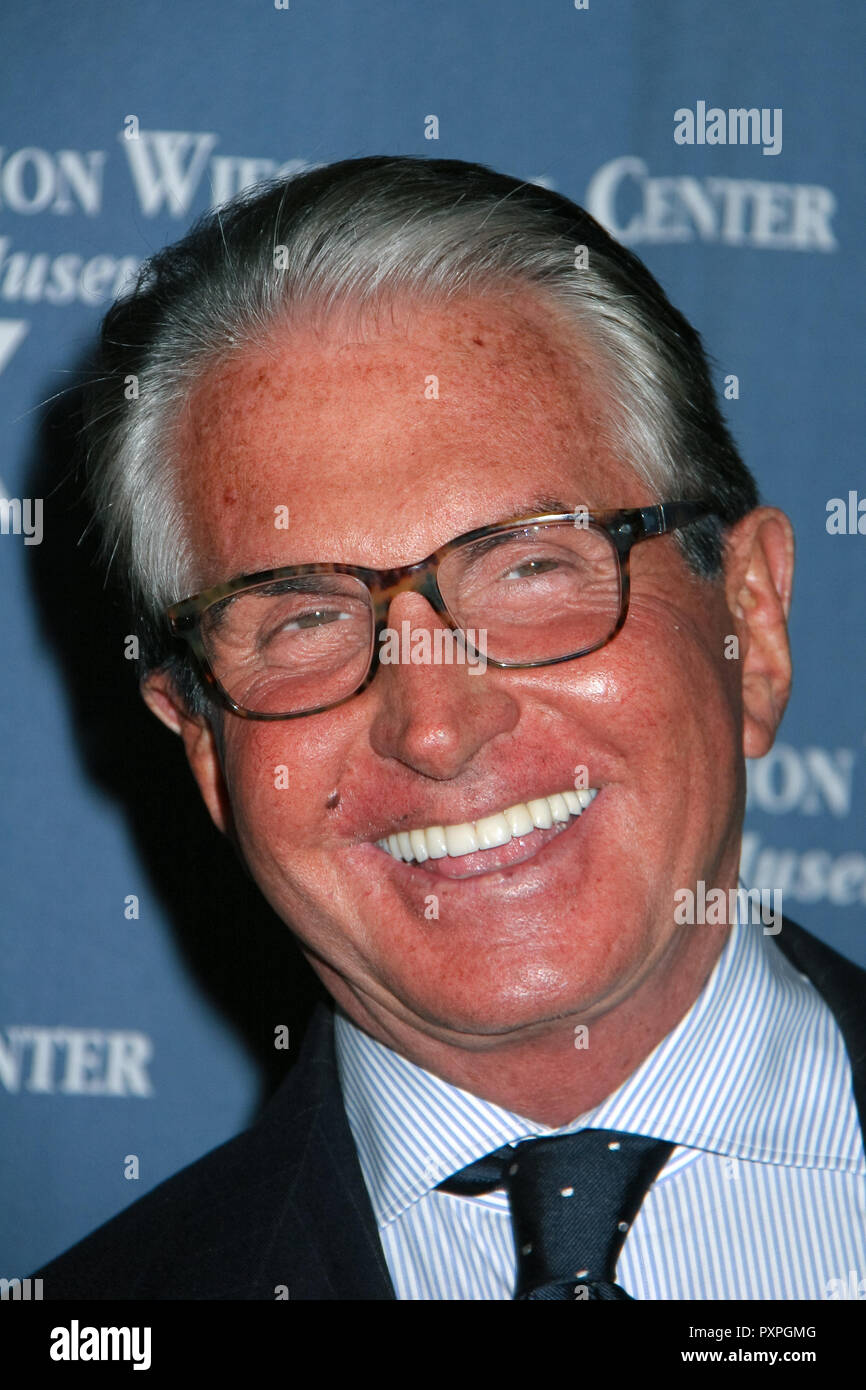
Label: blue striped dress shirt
xmin=334 ymin=915 xmax=866 ymax=1299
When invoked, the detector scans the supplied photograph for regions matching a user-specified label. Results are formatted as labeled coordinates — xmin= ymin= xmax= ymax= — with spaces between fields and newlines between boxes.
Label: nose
xmin=366 ymin=591 xmax=519 ymax=780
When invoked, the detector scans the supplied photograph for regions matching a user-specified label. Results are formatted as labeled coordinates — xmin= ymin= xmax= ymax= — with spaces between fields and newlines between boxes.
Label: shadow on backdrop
xmin=25 ymin=349 xmax=326 ymax=1111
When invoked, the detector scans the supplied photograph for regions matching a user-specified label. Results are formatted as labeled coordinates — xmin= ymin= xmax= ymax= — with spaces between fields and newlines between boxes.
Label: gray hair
xmin=81 ymin=155 xmax=758 ymax=713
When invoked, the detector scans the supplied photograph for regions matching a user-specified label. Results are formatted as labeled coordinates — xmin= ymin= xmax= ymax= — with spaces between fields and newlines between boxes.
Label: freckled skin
xmin=145 ymin=291 xmax=794 ymax=1125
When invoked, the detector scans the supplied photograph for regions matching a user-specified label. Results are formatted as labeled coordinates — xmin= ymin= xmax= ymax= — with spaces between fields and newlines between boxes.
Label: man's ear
xmin=723 ymin=507 xmax=796 ymax=761
xmin=140 ymin=668 xmax=232 ymax=836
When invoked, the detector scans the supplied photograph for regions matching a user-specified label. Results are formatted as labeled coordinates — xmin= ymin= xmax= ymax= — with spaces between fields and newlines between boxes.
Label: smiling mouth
xmin=376 ymin=787 xmax=599 ymax=870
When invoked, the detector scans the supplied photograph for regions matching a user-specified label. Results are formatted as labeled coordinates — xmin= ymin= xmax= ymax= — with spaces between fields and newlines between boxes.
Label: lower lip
xmin=376 ymin=804 xmax=594 ymax=881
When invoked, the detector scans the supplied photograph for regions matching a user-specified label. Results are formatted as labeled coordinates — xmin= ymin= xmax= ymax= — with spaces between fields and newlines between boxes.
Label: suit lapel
xmin=251 ymin=1002 xmax=396 ymax=1300
xmin=773 ymin=916 xmax=866 ymax=1142
xmin=257 ymin=918 xmax=864 ymax=1299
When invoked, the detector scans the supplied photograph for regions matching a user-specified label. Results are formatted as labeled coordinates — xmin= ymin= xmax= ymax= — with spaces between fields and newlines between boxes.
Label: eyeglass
xmin=165 ymin=501 xmax=713 ymax=720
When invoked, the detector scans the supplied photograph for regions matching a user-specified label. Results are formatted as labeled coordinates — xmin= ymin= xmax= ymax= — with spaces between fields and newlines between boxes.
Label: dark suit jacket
xmin=34 ymin=918 xmax=866 ymax=1300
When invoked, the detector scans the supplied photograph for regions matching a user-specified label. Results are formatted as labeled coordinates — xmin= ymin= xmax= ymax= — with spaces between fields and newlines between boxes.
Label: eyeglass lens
xmin=198 ymin=522 xmax=622 ymax=715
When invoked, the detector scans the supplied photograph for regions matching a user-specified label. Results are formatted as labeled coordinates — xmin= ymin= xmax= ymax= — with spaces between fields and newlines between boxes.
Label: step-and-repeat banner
xmin=1 ymin=1 xmax=863 ymax=1278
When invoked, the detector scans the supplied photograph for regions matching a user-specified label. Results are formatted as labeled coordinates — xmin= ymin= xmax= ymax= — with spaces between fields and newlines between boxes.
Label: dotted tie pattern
xmin=439 ymin=1128 xmax=674 ymax=1300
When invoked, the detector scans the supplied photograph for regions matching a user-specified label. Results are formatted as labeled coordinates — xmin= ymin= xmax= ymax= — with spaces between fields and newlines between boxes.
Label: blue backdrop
xmin=1 ymin=0 xmax=863 ymax=1280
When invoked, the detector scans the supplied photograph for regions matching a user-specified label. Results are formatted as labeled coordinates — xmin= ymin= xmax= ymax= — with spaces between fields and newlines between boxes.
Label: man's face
xmin=163 ymin=292 xmax=765 ymax=1051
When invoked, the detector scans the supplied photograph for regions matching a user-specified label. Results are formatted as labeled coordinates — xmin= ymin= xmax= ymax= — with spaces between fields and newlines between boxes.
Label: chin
xmin=399 ymin=968 xmax=596 ymax=1044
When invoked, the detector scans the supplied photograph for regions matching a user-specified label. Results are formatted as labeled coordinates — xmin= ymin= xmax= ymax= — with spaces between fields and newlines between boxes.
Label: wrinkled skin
xmin=144 ymin=292 xmax=794 ymax=1124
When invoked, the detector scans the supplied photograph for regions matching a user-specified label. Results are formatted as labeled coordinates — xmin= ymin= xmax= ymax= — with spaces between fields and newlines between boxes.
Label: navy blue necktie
xmin=439 ymin=1128 xmax=674 ymax=1299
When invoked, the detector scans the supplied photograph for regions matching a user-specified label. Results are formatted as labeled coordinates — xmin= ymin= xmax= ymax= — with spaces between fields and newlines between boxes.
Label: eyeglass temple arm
xmin=641 ymin=501 xmax=714 ymax=537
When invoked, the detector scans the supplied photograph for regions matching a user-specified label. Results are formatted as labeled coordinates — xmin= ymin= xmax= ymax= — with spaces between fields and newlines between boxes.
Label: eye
xmin=284 ymin=608 xmax=353 ymax=630
xmin=256 ymin=605 xmax=361 ymax=653
xmin=502 ymin=556 xmax=561 ymax=580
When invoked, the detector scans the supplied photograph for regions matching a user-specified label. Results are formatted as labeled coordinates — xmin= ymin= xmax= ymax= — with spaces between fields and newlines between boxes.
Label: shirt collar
xmin=336 ymin=913 xmax=865 ymax=1227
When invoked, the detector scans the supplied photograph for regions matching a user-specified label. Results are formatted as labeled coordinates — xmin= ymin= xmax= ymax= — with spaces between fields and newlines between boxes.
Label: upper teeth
xmin=377 ymin=787 xmax=598 ymax=863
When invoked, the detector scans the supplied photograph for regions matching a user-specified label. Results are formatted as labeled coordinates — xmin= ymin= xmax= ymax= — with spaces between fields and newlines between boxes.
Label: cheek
xmin=221 ymin=727 xmax=331 ymax=856
xmin=607 ymin=614 xmax=745 ymax=830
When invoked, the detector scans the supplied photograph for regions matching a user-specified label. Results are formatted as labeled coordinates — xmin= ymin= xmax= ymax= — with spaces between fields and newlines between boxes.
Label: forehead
xmin=172 ymin=292 xmax=642 ymax=593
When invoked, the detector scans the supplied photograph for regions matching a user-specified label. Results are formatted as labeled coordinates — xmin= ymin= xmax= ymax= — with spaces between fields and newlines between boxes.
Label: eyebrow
xmin=506 ymin=494 xmax=577 ymax=520
xmin=208 ymin=573 xmax=336 ymax=618
xmin=220 ymin=498 xmax=583 ymax=590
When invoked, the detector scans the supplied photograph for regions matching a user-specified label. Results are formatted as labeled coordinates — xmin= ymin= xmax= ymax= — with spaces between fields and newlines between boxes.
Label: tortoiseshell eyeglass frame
xmin=165 ymin=500 xmax=714 ymax=720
